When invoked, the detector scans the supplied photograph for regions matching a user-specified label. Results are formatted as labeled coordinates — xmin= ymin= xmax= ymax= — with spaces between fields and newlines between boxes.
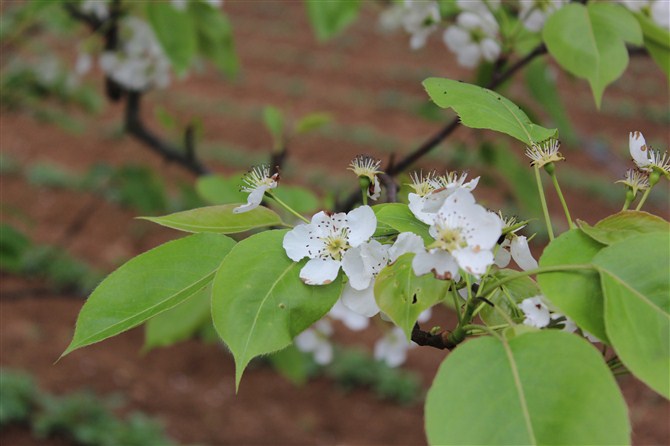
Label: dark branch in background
xmin=125 ymin=92 xmax=210 ymax=176
xmin=270 ymin=145 xmax=289 ymax=173
xmin=337 ymin=43 xmax=548 ymax=212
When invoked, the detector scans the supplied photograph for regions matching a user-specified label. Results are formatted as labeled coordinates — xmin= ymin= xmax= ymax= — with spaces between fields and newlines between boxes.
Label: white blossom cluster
xmin=379 ymin=0 xmax=569 ymax=68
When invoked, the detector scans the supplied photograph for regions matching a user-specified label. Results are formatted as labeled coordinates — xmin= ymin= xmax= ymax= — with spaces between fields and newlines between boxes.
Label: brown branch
xmin=125 ymin=92 xmax=210 ymax=176
xmin=411 ymin=322 xmax=460 ymax=350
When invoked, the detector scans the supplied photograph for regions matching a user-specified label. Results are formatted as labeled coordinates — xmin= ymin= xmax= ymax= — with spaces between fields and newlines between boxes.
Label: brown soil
xmin=1 ymin=1 xmax=669 ymax=445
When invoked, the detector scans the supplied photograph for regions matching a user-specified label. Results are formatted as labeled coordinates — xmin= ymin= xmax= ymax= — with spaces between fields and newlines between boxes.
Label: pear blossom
xmin=495 ymin=235 xmax=538 ymax=271
xmin=413 ymin=189 xmax=503 ymax=279
xmin=99 ymin=17 xmax=171 ymax=91
xmin=525 ymin=138 xmax=564 ymax=168
xmin=348 ymin=155 xmax=383 ymax=200
xmin=519 ymin=296 xmax=551 ymax=328
xmin=408 ymin=170 xmax=479 ymax=225
xmin=400 ymin=0 xmax=442 ymax=50
xmin=616 ymin=169 xmax=650 ymax=196
xmin=283 ymin=205 xmax=381 ymax=286
xmin=294 ymin=320 xmax=333 ymax=365
xmin=443 ymin=0 xmax=501 ymax=68
xmin=374 ymin=326 xmax=415 ymax=367
xmin=518 ymin=0 xmax=567 ymax=32
xmin=629 ymin=131 xmax=670 ymax=177
xmin=329 ymin=299 xmax=369 ymax=331
xmin=233 ymin=165 xmax=279 ymax=214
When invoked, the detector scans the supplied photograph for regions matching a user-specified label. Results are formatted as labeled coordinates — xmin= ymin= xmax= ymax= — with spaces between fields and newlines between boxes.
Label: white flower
xmin=525 ymin=138 xmax=564 ymax=167
xmin=629 ymin=131 xmax=670 ymax=177
xmin=294 ymin=320 xmax=333 ymax=365
xmin=233 ymin=165 xmax=279 ymax=214
xmin=374 ymin=326 xmax=415 ymax=367
xmin=443 ymin=2 xmax=500 ymax=68
xmin=81 ymin=0 xmax=109 ymax=20
xmin=413 ymin=189 xmax=503 ymax=278
xmin=283 ymin=206 xmax=380 ymax=286
xmin=99 ymin=17 xmax=171 ymax=91
xmin=402 ymin=0 xmax=441 ymax=50
xmin=348 ymin=155 xmax=383 ymax=200
xmin=75 ymin=51 xmax=93 ymax=76
xmin=518 ymin=0 xmax=567 ymax=32
xmin=519 ymin=296 xmax=551 ymax=328
xmin=494 ymin=235 xmax=538 ymax=271
xmin=388 ymin=232 xmax=425 ymax=262
xmin=379 ymin=3 xmax=406 ymax=32
xmin=408 ymin=170 xmax=479 ymax=225
xmin=329 ymin=299 xmax=369 ymax=331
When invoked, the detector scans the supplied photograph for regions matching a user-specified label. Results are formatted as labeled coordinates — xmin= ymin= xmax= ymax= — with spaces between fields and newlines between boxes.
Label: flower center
xmin=320 ymin=228 xmax=350 ymax=260
xmin=435 ymin=226 xmax=467 ymax=252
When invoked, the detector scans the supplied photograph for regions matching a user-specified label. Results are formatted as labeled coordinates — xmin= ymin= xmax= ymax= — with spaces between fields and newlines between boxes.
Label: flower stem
xmin=478 ymin=264 xmax=596 ymax=298
xmin=266 ymin=192 xmax=310 ymax=224
xmin=534 ymin=165 xmax=554 ymax=240
xmin=634 ymin=188 xmax=651 ymax=211
xmin=549 ymin=171 xmax=574 ymax=229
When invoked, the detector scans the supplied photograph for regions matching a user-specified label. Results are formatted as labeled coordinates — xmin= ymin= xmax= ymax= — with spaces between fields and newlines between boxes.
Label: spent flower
xmin=629 ymin=131 xmax=670 ymax=179
xmin=525 ymin=138 xmax=564 ymax=168
xmin=233 ymin=165 xmax=279 ymax=214
xmin=349 ymin=155 xmax=383 ymax=200
xmin=616 ymin=169 xmax=650 ymax=197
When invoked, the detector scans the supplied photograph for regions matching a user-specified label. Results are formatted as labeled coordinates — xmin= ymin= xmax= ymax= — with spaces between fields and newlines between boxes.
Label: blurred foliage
xmin=0 ymin=368 xmax=173 ymax=446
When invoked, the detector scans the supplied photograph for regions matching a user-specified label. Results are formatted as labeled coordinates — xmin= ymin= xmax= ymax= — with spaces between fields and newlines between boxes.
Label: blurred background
xmin=1 ymin=1 xmax=669 ymax=444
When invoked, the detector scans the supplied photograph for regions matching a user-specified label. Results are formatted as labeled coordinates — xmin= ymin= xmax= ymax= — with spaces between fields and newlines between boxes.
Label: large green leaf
xmin=211 ymin=230 xmax=342 ymax=389
xmin=537 ymin=229 xmax=608 ymax=342
xmin=425 ymin=331 xmax=630 ymax=445
xmin=195 ymin=174 xmax=246 ymax=205
xmin=271 ymin=186 xmax=319 ymax=214
xmin=305 ymin=0 xmax=361 ymax=41
xmin=190 ymin=2 xmax=238 ymax=77
xmin=593 ymin=232 xmax=670 ymax=398
xmin=146 ymin=2 xmax=197 ymax=74
xmin=578 ymin=211 xmax=670 ymax=246
xmin=62 ymin=233 xmax=235 ymax=357
xmin=375 ymin=253 xmax=449 ymax=339
xmin=634 ymin=12 xmax=670 ymax=82
xmin=480 ymin=269 xmax=540 ymax=327
xmin=143 ymin=285 xmax=212 ymax=352
xmin=373 ymin=203 xmax=432 ymax=244
xmin=140 ymin=204 xmax=284 ymax=234
xmin=543 ymin=3 xmax=642 ymax=108
xmin=423 ymin=78 xmax=557 ymax=145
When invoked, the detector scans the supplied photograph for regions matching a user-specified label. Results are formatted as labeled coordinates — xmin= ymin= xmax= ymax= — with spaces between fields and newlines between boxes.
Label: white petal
xmin=233 ymin=185 xmax=267 ymax=214
xmin=311 ymin=211 xmax=345 ymax=235
xmin=629 ymin=131 xmax=650 ymax=168
xmin=651 ymin=0 xmax=670 ymax=29
xmin=313 ymin=341 xmax=333 ymax=365
xmin=510 ymin=236 xmax=538 ymax=271
xmin=412 ymin=249 xmax=460 ymax=280
xmin=457 ymin=43 xmax=481 ymax=68
xmin=341 ymin=246 xmax=371 ymax=290
xmin=389 ymin=232 xmax=425 ymax=262
xmin=341 ymin=283 xmax=380 ymax=318
xmin=329 ymin=298 xmax=370 ymax=330
xmin=300 ymin=258 xmax=341 ymax=285
xmin=283 ymin=224 xmax=320 ymax=262
xmin=408 ymin=194 xmax=435 ymax=225
xmin=294 ymin=329 xmax=318 ymax=351
xmin=453 ymin=248 xmax=494 ymax=276
xmin=494 ymin=240 xmax=511 ymax=268
xmin=480 ymin=38 xmax=501 ymax=62
xmin=346 ymin=205 xmax=376 ymax=247
xmin=519 ymin=296 xmax=551 ymax=328
xmin=417 ymin=307 xmax=432 ymax=323
xmin=367 ymin=176 xmax=382 ymax=200
xmin=443 ymin=26 xmax=470 ymax=50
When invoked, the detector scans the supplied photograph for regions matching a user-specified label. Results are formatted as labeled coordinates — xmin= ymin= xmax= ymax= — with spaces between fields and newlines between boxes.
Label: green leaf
xmin=373 ymin=203 xmax=432 ymax=244
xmin=305 ymin=0 xmax=361 ymax=41
xmin=578 ymin=211 xmax=670 ymax=246
xmin=294 ymin=112 xmax=332 ymax=135
xmin=211 ymin=230 xmax=342 ymax=389
xmin=371 ymin=204 xmax=399 ymax=238
xmin=425 ymin=331 xmax=630 ymax=445
xmin=593 ymin=232 xmax=670 ymax=398
xmin=374 ymin=253 xmax=450 ymax=339
xmin=645 ymin=37 xmax=670 ymax=82
xmin=537 ymin=229 xmax=608 ymax=343
xmin=0 ymin=224 xmax=31 ymax=273
xmin=263 ymin=105 xmax=284 ymax=150
xmin=489 ymin=143 xmax=542 ymax=217
xmin=542 ymin=3 xmax=642 ymax=108
xmin=268 ymin=345 xmax=317 ymax=386
xmin=146 ymin=2 xmax=197 ymax=74
xmin=423 ymin=78 xmax=557 ymax=145
xmin=140 ymin=204 xmax=284 ymax=234
xmin=480 ymin=269 xmax=540 ymax=327
xmin=62 ymin=233 xmax=235 ymax=357
xmin=143 ymin=285 xmax=212 ymax=352
xmin=195 ymin=174 xmax=246 ymax=205
xmin=271 ymin=186 xmax=319 ymax=214
xmin=190 ymin=3 xmax=238 ymax=77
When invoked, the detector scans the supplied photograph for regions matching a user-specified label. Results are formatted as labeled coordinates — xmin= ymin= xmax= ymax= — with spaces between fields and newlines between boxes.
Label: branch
xmin=124 ymin=92 xmax=210 ymax=176
xmin=338 ymin=43 xmax=548 ymax=211
xmin=411 ymin=322 xmax=459 ymax=350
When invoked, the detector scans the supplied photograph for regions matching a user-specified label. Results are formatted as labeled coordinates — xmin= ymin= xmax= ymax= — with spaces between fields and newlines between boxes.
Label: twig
xmin=337 ymin=44 xmax=548 ymax=211
xmin=411 ymin=322 xmax=459 ymax=350
xmin=125 ymin=92 xmax=210 ymax=176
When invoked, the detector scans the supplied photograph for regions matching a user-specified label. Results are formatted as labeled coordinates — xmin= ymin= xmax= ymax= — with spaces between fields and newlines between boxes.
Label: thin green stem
xmin=534 ymin=165 xmax=554 ymax=240
xmin=478 ymin=264 xmax=596 ymax=298
xmin=635 ymin=188 xmax=651 ymax=211
xmin=450 ymin=287 xmax=463 ymax=324
xmin=463 ymin=324 xmax=503 ymax=340
xmin=266 ymin=192 xmax=310 ymax=224
xmin=550 ymin=171 xmax=575 ymax=229
xmin=621 ymin=198 xmax=632 ymax=211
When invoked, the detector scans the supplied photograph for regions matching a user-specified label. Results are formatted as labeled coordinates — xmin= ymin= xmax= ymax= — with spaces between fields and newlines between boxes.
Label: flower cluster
xmin=444 ymin=0 xmax=501 ymax=68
